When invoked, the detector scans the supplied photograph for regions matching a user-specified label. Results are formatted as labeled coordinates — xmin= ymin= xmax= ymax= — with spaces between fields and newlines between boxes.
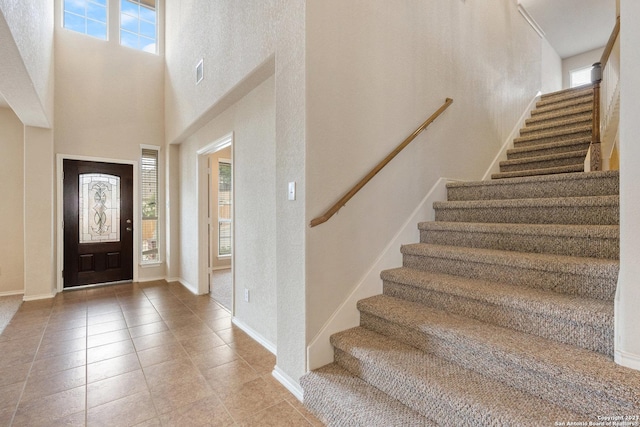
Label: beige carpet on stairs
xmin=301 ymin=85 xmax=640 ymax=426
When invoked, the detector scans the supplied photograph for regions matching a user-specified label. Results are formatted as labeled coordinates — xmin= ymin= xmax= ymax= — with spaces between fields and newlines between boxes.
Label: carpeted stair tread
xmin=446 ymin=170 xmax=619 ymax=201
xmin=492 ymin=164 xmax=585 ymax=179
xmin=525 ymin=104 xmax=592 ymax=126
xmin=300 ymin=363 xmax=432 ymax=427
xmin=506 ymin=136 xmax=591 ymax=160
xmin=331 ymin=326 xmax=585 ymax=426
xmin=537 ymin=86 xmax=593 ymax=106
xmin=357 ymin=295 xmax=640 ymax=417
xmin=498 ymin=149 xmax=588 ymax=173
xmin=418 ymin=221 xmax=619 ymax=259
xmin=539 ymin=83 xmax=593 ymax=100
xmin=513 ymin=124 xmax=591 ymax=146
xmin=380 ymin=267 xmax=613 ymax=353
xmin=401 ymin=243 xmax=618 ymax=299
xmin=434 ymin=194 xmax=619 ymax=225
xmin=519 ymin=112 xmax=592 ymax=135
xmin=532 ymin=95 xmax=593 ymax=116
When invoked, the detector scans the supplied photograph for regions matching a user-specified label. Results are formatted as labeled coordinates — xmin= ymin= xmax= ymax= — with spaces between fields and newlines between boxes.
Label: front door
xmin=63 ymin=160 xmax=134 ymax=288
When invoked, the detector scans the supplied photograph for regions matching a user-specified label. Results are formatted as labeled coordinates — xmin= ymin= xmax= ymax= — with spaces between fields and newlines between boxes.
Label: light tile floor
xmin=0 ymin=281 xmax=323 ymax=426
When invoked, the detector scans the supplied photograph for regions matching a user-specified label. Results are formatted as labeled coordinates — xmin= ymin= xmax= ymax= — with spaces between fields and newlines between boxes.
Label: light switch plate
xmin=288 ymin=182 xmax=296 ymax=201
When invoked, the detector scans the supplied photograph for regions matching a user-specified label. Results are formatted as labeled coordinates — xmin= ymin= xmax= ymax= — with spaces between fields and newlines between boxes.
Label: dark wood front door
xmin=63 ymin=160 xmax=134 ymax=288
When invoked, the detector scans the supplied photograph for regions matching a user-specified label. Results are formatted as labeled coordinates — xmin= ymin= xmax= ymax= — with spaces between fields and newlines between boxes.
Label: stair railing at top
xmin=309 ymin=98 xmax=453 ymax=228
xmin=589 ymin=15 xmax=621 ymax=171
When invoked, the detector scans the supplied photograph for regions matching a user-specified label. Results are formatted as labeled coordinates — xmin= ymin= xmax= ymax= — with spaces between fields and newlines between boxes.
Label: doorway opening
xmin=197 ymin=133 xmax=234 ymax=312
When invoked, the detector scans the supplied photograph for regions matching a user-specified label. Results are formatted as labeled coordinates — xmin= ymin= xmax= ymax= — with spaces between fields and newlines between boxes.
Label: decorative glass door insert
xmin=79 ymin=173 xmax=121 ymax=243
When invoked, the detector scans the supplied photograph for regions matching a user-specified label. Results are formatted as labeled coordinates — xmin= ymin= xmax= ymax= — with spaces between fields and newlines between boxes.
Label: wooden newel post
xmin=590 ymin=62 xmax=602 ymax=171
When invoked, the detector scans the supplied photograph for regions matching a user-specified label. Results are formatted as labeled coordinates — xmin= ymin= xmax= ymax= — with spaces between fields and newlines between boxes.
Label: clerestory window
xmin=120 ymin=0 xmax=157 ymax=53
xmin=63 ymin=0 xmax=108 ymax=40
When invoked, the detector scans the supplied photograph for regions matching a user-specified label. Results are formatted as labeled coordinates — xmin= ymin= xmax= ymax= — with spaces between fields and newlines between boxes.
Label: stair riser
xmin=507 ymin=142 xmax=590 ymax=160
xmin=359 ymin=313 xmax=624 ymax=418
xmin=520 ymin=118 xmax=592 ymax=136
xmin=499 ymin=155 xmax=585 ymax=173
xmin=446 ymin=175 xmax=619 ymax=201
xmin=333 ymin=348 xmax=481 ymax=427
xmin=420 ymin=229 xmax=619 ymax=259
xmin=383 ymin=280 xmax=613 ymax=355
xmin=525 ymin=109 xmax=592 ymax=127
xmin=434 ymin=204 xmax=619 ymax=226
xmin=402 ymin=253 xmax=617 ymax=299
xmin=514 ymin=130 xmax=592 ymax=148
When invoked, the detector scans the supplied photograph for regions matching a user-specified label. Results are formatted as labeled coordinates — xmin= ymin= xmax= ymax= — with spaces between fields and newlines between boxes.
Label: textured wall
xmin=304 ymin=0 xmax=542 ymax=346
xmin=54 ymin=0 xmax=166 ymax=281
xmin=177 ymin=76 xmax=277 ymax=345
xmin=617 ymin=0 xmax=640 ymax=369
xmin=0 ymin=108 xmax=24 ymax=295
xmin=541 ymin=38 xmax=563 ymax=93
xmin=0 ymin=0 xmax=54 ymax=127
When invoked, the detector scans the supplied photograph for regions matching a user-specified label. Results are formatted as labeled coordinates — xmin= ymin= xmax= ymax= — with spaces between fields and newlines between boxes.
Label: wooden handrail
xmin=600 ymin=16 xmax=620 ymax=67
xmin=310 ymin=98 xmax=453 ymax=228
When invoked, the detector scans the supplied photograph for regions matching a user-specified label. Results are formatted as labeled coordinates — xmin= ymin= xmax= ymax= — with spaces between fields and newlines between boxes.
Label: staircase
xmin=301 ymin=86 xmax=640 ymax=426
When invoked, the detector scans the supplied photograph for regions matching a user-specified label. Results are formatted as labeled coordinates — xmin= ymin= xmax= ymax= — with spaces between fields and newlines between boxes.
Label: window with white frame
xmin=141 ymin=148 xmax=159 ymax=263
xmin=570 ymin=66 xmax=593 ymax=88
xmin=120 ymin=0 xmax=157 ymax=53
xmin=218 ymin=160 xmax=232 ymax=257
xmin=63 ymin=0 xmax=108 ymax=40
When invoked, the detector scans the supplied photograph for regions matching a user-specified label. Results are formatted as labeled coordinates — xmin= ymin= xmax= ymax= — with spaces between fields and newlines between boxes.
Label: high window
xmin=570 ymin=66 xmax=593 ymax=88
xmin=120 ymin=0 xmax=157 ymax=53
xmin=63 ymin=0 xmax=108 ymax=40
xmin=141 ymin=148 xmax=159 ymax=264
xmin=218 ymin=160 xmax=232 ymax=257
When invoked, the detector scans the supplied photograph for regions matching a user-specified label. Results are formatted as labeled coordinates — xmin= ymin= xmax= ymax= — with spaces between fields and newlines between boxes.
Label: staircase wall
xmin=305 ymin=0 xmax=546 ymax=370
xmin=617 ymin=0 xmax=640 ymax=371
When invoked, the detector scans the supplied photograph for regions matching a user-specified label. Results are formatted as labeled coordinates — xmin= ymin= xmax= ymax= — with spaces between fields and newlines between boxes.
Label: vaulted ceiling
xmin=519 ymin=0 xmax=617 ymax=59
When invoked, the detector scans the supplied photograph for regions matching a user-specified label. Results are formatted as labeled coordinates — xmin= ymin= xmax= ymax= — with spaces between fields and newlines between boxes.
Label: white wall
xmin=562 ymin=47 xmax=605 ymax=89
xmin=165 ymin=1 xmax=307 ymax=386
xmin=304 ymin=0 xmax=541 ymax=351
xmin=616 ymin=0 xmax=640 ymax=371
xmin=541 ymin=37 xmax=563 ymax=93
xmin=0 ymin=108 xmax=24 ymax=295
xmin=177 ymin=76 xmax=277 ymax=346
xmin=0 ymin=0 xmax=54 ymax=127
xmin=54 ymin=0 xmax=166 ymax=282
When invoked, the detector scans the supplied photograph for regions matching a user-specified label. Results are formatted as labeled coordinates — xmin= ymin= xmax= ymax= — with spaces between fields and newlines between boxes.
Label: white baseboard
xmin=165 ymin=277 xmax=181 ymax=283
xmin=306 ymin=177 xmax=456 ymax=371
xmin=615 ymin=350 xmax=640 ymax=372
xmin=137 ymin=276 xmax=167 ymax=283
xmin=0 ymin=290 xmax=24 ymax=297
xmin=482 ymin=92 xmax=541 ymax=181
xmin=176 ymin=278 xmax=198 ymax=295
xmin=23 ymin=292 xmax=56 ymax=301
xmin=232 ymin=317 xmax=276 ymax=355
xmin=272 ymin=365 xmax=303 ymax=402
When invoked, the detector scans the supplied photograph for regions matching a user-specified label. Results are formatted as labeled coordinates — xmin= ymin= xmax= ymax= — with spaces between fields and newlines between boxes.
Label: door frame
xmin=196 ymin=132 xmax=234 ymax=307
xmin=56 ymin=154 xmax=139 ymax=292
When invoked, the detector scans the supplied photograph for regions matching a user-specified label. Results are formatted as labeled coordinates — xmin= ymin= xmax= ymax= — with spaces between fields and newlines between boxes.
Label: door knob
xmin=126 ymin=219 xmax=132 ymax=224
xmin=126 ymin=227 xmax=132 ymax=232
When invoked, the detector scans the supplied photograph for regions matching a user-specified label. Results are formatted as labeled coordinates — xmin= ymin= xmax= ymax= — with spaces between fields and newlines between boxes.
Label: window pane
xmin=140 ymin=5 xmax=156 ymax=24
xmin=119 ymin=0 xmax=156 ymax=53
xmin=121 ymin=0 xmax=139 ymax=17
xmin=141 ymin=149 xmax=159 ymax=264
xmin=120 ymin=30 xmax=139 ymax=49
xmin=87 ymin=2 xmax=107 ymax=22
xmin=64 ymin=12 xmax=86 ymax=33
xmin=570 ymin=67 xmax=593 ymax=88
xmin=121 ymin=13 xmax=138 ymax=33
xmin=64 ymin=0 xmax=86 ymax=15
xmin=219 ymin=223 xmax=231 ymax=256
xmin=87 ymin=19 xmax=107 ymax=39
xmin=140 ymin=20 xmax=155 ymax=38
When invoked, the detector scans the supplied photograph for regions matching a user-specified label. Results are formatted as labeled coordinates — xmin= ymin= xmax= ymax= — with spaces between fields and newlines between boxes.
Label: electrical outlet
xmin=244 ymin=288 xmax=250 ymax=302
